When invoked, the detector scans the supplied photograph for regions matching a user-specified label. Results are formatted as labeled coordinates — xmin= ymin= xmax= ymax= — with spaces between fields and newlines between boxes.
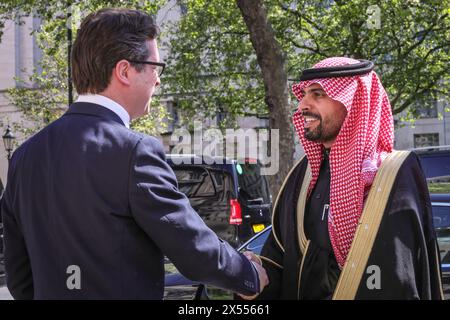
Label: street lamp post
xmin=2 ymin=125 xmax=16 ymax=161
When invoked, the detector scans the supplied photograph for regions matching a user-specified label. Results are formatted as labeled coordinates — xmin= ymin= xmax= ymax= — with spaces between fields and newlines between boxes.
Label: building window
xmin=414 ymin=133 xmax=439 ymax=148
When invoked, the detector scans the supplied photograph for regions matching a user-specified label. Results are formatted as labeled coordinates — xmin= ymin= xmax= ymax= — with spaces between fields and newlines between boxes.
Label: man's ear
xmin=113 ymin=60 xmax=132 ymax=86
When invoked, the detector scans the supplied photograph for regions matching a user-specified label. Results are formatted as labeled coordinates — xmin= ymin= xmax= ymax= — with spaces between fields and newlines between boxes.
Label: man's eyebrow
xmin=302 ymin=88 xmax=326 ymax=95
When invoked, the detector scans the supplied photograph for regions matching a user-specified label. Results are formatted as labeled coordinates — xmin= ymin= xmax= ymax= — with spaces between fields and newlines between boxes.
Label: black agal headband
xmin=299 ymin=59 xmax=374 ymax=81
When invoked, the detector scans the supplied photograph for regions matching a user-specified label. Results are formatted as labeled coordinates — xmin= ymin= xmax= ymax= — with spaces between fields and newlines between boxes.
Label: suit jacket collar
xmin=65 ymin=102 xmax=126 ymax=127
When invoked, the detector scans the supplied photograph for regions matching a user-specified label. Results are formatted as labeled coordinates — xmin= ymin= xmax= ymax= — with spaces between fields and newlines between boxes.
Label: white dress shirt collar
xmin=76 ymin=94 xmax=130 ymax=128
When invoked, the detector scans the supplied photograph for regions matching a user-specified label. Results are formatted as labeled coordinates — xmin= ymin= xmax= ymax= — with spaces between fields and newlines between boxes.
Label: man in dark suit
xmin=0 ymin=8 xmax=268 ymax=299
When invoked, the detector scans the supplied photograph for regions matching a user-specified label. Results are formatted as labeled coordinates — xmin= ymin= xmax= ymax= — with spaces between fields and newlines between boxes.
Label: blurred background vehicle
xmin=166 ymin=154 xmax=272 ymax=247
xmin=413 ymin=145 xmax=450 ymax=195
xmin=431 ymin=193 xmax=450 ymax=298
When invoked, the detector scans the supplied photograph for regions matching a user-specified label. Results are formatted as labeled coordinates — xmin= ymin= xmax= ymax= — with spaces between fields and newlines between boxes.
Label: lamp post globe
xmin=2 ymin=125 xmax=16 ymax=161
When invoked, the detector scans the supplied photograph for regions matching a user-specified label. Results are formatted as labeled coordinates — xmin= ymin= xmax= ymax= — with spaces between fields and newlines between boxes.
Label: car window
xmin=173 ymin=166 xmax=218 ymax=198
xmin=237 ymin=162 xmax=271 ymax=204
xmin=172 ymin=165 xmax=237 ymax=244
xmin=433 ymin=206 xmax=450 ymax=228
xmin=240 ymin=227 xmax=271 ymax=255
xmin=433 ymin=205 xmax=450 ymax=264
xmin=417 ymin=152 xmax=450 ymax=178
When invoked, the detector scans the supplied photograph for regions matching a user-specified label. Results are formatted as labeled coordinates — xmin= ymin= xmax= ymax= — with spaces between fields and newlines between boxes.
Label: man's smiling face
xmin=299 ymin=83 xmax=348 ymax=148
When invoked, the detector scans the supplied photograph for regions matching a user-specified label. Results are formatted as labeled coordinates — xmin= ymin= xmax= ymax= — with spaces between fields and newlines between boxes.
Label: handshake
xmin=238 ymin=251 xmax=269 ymax=300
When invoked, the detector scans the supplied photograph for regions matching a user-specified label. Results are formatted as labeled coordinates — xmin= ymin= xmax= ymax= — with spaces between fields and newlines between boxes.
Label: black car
xmin=432 ymin=194 xmax=450 ymax=295
xmin=166 ymin=154 xmax=272 ymax=247
xmin=412 ymin=145 xmax=450 ymax=179
xmin=413 ymin=146 xmax=450 ymax=196
xmin=164 ymin=194 xmax=450 ymax=300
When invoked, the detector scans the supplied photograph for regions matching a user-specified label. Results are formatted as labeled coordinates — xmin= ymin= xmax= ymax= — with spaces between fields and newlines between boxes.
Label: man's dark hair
xmin=71 ymin=8 xmax=160 ymax=94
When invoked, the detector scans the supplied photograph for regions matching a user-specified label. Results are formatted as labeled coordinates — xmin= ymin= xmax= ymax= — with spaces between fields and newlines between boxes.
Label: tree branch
xmin=277 ymin=1 xmax=324 ymax=32
xmin=402 ymin=13 xmax=448 ymax=59
xmin=288 ymin=38 xmax=327 ymax=57
xmin=393 ymin=69 xmax=449 ymax=114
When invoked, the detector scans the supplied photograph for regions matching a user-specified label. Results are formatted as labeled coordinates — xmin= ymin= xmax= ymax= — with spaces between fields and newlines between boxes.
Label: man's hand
xmin=238 ymin=251 xmax=269 ymax=300
xmin=243 ymin=250 xmax=262 ymax=266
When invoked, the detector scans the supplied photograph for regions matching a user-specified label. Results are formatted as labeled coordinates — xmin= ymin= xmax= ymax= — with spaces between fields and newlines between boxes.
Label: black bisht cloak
xmin=258 ymin=152 xmax=443 ymax=300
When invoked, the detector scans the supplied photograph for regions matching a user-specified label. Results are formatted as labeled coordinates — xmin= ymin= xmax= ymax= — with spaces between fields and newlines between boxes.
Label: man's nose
xmin=155 ymin=76 xmax=161 ymax=87
xmin=299 ymin=95 xmax=312 ymax=111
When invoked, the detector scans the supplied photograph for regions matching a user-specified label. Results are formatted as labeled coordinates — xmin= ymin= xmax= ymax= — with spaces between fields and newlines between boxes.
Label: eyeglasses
xmin=128 ymin=60 xmax=166 ymax=77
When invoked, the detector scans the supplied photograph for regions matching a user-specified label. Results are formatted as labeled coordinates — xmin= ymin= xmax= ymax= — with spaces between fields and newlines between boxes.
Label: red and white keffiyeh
xmin=292 ymin=57 xmax=394 ymax=268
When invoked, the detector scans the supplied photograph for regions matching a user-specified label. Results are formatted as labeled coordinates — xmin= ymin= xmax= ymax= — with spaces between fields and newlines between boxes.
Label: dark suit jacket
xmin=0 ymin=102 xmax=259 ymax=299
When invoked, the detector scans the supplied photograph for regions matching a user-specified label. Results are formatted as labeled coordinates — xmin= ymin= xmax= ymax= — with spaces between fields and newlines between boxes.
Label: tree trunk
xmin=236 ymin=0 xmax=295 ymax=200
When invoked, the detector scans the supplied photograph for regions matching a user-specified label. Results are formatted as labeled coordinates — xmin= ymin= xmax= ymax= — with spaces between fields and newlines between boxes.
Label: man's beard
xmin=303 ymin=113 xmax=341 ymax=144
xmin=304 ymin=121 xmax=323 ymax=141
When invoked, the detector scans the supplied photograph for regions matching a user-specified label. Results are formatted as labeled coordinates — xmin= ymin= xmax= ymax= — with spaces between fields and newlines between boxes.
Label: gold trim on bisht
xmin=271 ymin=156 xmax=305 ymax=253
xmin=296 ymin=163 xmax=312 ymax=255
xmin=297 ymin=240 xmax=311 ymax=299
xmin=333 ymin=150 xmax=410 ymax=300
xmin=259 ymin=255 xmax=284 ymax=270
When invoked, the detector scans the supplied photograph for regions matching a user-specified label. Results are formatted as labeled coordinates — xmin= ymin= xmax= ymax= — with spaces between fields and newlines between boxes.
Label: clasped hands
xmin=238 ymin=251 xmax=269 ymax=300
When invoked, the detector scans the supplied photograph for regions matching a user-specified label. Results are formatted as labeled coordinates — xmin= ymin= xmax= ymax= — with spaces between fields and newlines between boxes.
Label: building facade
xmin=0 ymin=15 xmax=42 ymax=184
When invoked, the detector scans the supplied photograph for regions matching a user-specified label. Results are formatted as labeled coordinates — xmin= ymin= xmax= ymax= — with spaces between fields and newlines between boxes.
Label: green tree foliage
xmin=162 ymin=0 xmax=265 ymax=127
xmin=165 ymin=0 xmax=449 ymax=123
xmin=7 ymin=19 xmax=69 ymax=136
xmin=1 ymin=0 xmax=168 ymax=137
